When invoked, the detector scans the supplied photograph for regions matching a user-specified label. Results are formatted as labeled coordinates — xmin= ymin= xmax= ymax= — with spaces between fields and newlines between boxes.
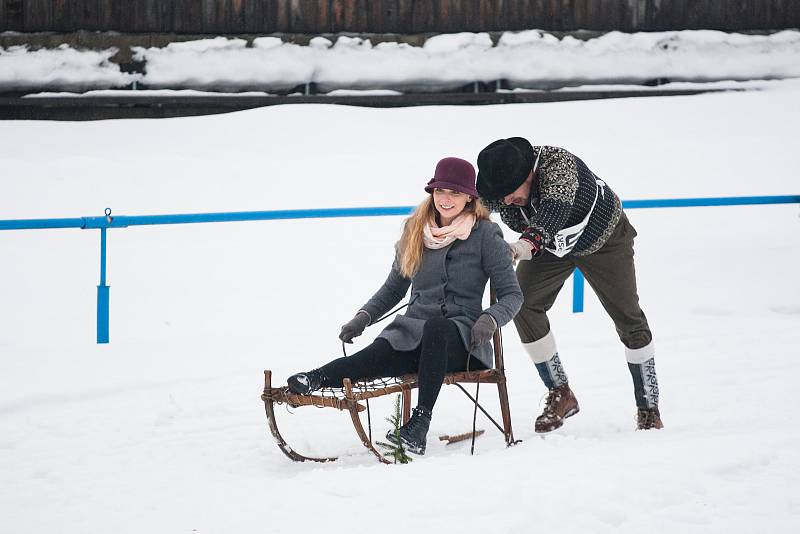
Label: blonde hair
xmin=396 ymin=195 xmax=490 ymax=278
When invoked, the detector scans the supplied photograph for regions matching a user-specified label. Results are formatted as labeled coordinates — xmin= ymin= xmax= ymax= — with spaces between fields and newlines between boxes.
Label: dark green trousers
xmin=514 ymin=212 xmax=659 ymax=409
xmin=514 ymin=211 xmax=652 ymax=350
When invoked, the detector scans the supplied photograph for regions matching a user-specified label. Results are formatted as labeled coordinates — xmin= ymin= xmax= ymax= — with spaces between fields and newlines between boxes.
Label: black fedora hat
xmin=476 ymin=137 xmax=534 ymax=200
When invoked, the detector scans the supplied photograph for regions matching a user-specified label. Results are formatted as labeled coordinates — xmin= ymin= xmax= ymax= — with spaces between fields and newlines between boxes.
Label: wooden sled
xmin=262 ymin=296 xmax=518 ymax=464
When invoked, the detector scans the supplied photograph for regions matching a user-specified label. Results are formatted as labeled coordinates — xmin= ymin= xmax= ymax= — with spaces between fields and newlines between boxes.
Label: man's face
xmin=502 ymin=170 xmax=534 ymax=206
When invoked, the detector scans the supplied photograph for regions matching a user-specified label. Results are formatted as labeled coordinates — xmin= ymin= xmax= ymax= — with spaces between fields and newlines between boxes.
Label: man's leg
xmin=515 ymin=253 xmax=580 ymax=432
xmin=574 ymin=212 xmax=662 ymax=428
xmin=515 ymin=253 xmax=574 ymax=388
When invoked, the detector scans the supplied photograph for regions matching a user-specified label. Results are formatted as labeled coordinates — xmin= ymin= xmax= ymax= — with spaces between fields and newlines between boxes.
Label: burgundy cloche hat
xmin=424 ymin=157 xmax=479 ymax=198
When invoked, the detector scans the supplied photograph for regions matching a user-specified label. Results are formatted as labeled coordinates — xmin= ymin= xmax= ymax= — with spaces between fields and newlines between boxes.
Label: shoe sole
xmin=535 ymin=405 xmax=580 ymax=434
xmin=384 ymin=432 xmax=426 ymax=455
xmin=636 ymin=422 xmax=664 ymax=430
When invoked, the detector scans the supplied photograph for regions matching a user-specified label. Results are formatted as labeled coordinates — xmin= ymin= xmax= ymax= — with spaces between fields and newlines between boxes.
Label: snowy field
xmin=1 ymin=83 xmax=799 ymax=533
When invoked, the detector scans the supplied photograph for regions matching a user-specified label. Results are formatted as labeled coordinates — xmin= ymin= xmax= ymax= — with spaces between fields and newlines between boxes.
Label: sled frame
xmin=261 ymin=297 xmax=517 ymax=464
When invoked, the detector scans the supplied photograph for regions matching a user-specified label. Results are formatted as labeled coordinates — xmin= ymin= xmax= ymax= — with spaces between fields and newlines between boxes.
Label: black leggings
xmin=317 ymin=317 xmax=486 ymax=412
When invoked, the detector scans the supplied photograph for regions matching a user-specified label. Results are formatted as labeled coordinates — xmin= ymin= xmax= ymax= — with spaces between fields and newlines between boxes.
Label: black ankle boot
xmin=287 ymin=369 xmax=323 ymax=395
xmin=386 ymin=406 xmax=432 ymax=455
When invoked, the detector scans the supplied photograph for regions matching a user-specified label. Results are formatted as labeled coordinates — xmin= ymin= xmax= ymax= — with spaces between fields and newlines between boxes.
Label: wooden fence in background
xmin=2 ymin=0 xmax=799 ymax=34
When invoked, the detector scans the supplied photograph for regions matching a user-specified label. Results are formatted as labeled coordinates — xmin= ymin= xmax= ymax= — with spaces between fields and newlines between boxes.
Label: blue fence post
xmin=97 ymin=227 xmax=109 ymax=344
xmin=572 ymin=268 xmax=584 ymax=313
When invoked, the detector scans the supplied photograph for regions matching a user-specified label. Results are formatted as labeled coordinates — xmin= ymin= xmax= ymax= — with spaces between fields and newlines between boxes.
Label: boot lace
xmin=404 ymin=407 xmax=430 ymax=434
xmin=406 ymin=417 xmax=422 ymax=433
xmin=540 ymin=389 xmax=563 ymax=415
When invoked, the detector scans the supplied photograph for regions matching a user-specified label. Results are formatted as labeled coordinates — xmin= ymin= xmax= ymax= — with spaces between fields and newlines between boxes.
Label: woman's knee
xmin=420 ymin=318 xmax=461 ymax=353
xmin=422 ymin=317 xmax=454 ymax=337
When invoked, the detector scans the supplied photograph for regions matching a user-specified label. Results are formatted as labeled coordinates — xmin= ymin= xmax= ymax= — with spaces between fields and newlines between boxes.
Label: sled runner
xmin=261 ymin=303 xmax=518 ymax=464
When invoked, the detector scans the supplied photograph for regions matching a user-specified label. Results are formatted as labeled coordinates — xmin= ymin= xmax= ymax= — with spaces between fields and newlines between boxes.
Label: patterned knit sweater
xmin=482 ymin=146 xmax=622 ymax=256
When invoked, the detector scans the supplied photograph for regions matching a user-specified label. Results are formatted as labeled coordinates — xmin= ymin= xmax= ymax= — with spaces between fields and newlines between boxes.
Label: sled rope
xmin=340 ymin=295 xmax=418 ymax=441
xmin=471 ymin=380 xmax=480 ymax=455
xmin=464 ymin=348 xmax=483 ymax=455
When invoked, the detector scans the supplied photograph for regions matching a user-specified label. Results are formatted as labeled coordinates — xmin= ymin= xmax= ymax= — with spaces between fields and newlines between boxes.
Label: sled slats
xmin=443 ymin=370 xmax=503 ymax=384
xmin=351 ymin=382 xmax=415 ymax=400
xmin=262 ymin=387 xmax=366 ymax=412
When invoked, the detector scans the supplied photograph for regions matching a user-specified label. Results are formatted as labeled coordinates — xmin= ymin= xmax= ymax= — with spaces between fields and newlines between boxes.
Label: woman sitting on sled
xmin=287 ymin=157 xmax=522 ymax=455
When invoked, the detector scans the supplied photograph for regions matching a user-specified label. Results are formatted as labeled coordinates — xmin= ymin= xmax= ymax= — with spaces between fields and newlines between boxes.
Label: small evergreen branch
xmin=376 ymin=395 xmax=413 ymax=464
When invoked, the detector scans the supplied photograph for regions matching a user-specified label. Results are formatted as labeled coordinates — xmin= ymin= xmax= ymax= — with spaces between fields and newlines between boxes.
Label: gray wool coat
xmin=360 ymin=219 xmax=523 ymax=369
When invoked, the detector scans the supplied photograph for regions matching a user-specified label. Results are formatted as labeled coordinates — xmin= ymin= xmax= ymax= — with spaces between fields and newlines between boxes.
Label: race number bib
xmin=546 ymin=179 xmax=605 ymax=258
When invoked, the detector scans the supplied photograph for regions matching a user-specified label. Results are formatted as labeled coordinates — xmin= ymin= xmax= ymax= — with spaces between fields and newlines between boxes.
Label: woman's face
xmin=433 ymin=188 xmax=472 ymax=222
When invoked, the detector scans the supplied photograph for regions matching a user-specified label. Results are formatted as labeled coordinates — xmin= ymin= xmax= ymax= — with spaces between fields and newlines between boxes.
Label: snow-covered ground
xmin=1 ymin=82 xmax=799 ymax=533
xmin=3 ymin=29 xmax=800 ymax=92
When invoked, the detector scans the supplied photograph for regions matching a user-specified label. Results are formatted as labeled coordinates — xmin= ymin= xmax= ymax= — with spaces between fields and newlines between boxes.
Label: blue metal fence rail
xmin=2 ymin=195 xmax=798 ymax=343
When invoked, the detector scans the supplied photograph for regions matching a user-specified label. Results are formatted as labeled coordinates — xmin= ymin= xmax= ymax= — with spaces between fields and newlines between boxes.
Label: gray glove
xmin=339 ymin=310 xmax=371 ymax=343
xmin=508 ymin=239 xmax=534 ymax=262
xmin=469 ymin=314 xmax=497 ymax=351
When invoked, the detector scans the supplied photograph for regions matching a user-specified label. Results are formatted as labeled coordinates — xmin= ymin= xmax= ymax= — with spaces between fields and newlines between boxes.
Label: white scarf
xmin=422 ymin=212 xmax=476 ymax=250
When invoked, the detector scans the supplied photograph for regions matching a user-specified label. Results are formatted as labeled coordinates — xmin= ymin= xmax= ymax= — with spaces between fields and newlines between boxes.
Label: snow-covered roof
xmin=2 ymin=29 xmax=799 ymax=93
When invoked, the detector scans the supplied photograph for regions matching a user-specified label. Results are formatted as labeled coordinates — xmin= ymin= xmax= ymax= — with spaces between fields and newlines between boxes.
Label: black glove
xmin=339 ymin=311 xmax=371 ymax=343
xmin=469 ymin=314 xmax=497 ymax=351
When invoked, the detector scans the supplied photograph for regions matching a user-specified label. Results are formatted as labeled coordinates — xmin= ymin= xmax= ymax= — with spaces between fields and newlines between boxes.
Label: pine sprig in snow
xmin=376 ymin=395 xmax=413 ymax=464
